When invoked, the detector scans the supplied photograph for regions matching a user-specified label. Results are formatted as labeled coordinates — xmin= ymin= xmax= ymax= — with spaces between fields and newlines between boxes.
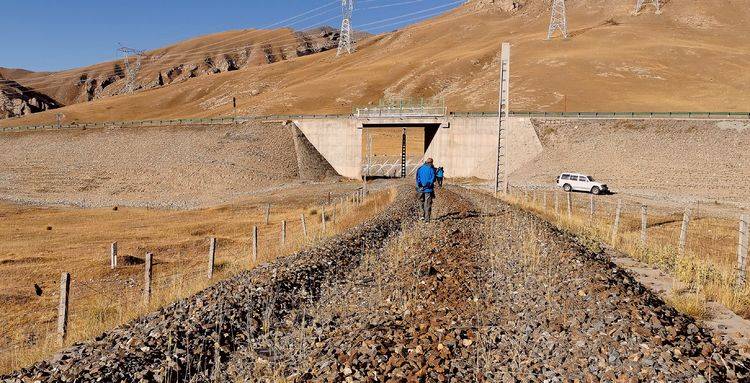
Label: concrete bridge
xmin=292 ymin=114 xmax=543 ymax=180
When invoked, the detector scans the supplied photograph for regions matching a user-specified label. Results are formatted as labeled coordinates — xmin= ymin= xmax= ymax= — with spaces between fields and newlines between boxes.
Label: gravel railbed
xmin=225 ymin=187 xmax=750 ymax=382
xmin=0 ymin=186 xmax=416 ymax=383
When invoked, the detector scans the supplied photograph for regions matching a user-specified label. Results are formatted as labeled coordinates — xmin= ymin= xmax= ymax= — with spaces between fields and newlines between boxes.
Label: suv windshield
xmin=586 ymin=176 xmax=594 ymax=181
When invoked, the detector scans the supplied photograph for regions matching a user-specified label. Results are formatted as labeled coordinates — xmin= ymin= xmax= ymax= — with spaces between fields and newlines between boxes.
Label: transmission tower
xmin=118 ymin=45 xmax=145 ymax=93
xmin=634 ymin=0 xmax=661 ymax=15
xmin=546 ymin=0 xmax=568 ymax=40
xmin=337 ymin=0 xmax=355 ymax=56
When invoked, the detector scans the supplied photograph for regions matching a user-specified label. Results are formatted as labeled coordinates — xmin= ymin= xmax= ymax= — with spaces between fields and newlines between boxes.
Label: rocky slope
xmin=0 ymin=74 xmax=59 ymax=119
xmin=0 ymin=121 xmax=335 ymax=209
xmin=510 ymin=119 xmax=750 ymax=211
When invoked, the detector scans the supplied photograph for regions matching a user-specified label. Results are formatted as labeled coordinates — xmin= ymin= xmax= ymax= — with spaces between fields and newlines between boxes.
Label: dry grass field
xmin=0 ymin=182 xmax=394 ymax=373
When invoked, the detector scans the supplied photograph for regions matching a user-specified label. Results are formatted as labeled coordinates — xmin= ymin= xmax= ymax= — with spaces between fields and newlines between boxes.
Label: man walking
xmin=416 ymin=158 xmax=437 ymax=222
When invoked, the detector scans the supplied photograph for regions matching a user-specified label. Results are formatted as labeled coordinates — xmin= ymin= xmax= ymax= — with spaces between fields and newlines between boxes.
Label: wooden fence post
xmin=543 ymin=192 xmax=547 ymax=210
xmin=110 ymin=242 xmax=118 ymax=269
xmin=322 ymin=209 xmax=327 ymax=233
xmin=252 ymin=226 xmax=258 ymax=265
xmin=328 ymin=192 xmax=332 ymax=205
xmin=679 ymin=208 xmax=691 ymax=256
xmin=281 ymin=220 xmax=287 ymax=245
xmin=737 ymin=214 xmax=749 ymax=288
xmin=640 ymin=205 xmax=648 ymax=247
xmin=554 ymin=192 xmax=560 ymax=215
xmin=611 ymin=200 xmax=623 ymax=244
xmin=589 ymin=194 xmax=595 ymax=221
xmin=208 ymin=238 xmax=216 ymax=279
xmin=143 ymin=253 xmax=153 ymax=305
xmin=566 ymin=193 xmax=573 ymax=219
xmin=265 ymin=204 xmax=271 ymax=225
xmin=57 ymin=272 xmax=70 ymax=345
xmin=300 ymin=214 xmax=307 ymax=239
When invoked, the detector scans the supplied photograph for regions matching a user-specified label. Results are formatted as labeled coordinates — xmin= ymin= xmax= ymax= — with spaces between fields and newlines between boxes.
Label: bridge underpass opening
xmin=361 ymin=123 xmax=439 ymax=178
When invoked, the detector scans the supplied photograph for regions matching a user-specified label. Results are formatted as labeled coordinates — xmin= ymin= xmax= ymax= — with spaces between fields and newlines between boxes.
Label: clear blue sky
xmin=1 ymin=0 xmax=462 ymax=72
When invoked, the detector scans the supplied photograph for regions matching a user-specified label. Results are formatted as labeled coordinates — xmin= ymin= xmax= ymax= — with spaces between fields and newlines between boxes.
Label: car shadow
xmin=566 ymin=189 xmax=616 ymax=196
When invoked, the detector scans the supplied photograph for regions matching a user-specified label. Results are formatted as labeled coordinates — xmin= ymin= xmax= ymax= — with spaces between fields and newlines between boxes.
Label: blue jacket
xmin=436 ymin=168 xmax=444 ymax=178
xmin=416 ymin=164 xmax=436 ymax=193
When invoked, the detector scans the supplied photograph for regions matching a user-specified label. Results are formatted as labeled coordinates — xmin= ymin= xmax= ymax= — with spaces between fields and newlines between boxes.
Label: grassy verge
xmin=498 ymin=189 xmax=750 ymax=321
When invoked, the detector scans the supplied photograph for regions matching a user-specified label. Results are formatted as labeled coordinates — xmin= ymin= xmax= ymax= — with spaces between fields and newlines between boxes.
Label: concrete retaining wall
xmin=293 ymin=118 xmax=362 ymax=179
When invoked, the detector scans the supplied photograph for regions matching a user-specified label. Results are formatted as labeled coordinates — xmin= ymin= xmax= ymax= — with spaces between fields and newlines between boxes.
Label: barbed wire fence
xmin=0 ymin=187 xmax=376 ymax=371
xmin=500 ymin=185 xmax=750 ymax=303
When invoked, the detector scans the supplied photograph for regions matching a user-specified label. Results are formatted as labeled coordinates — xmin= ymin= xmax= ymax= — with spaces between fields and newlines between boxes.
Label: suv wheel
xmin=563 ymin=184 xmax=572 ymax=192
xmin=591 ymin=186 xmax=601 ymax=195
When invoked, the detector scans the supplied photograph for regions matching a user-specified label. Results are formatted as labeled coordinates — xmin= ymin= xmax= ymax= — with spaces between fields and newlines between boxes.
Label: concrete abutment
xmin=293 ymin=116 xmax=542 ymax=180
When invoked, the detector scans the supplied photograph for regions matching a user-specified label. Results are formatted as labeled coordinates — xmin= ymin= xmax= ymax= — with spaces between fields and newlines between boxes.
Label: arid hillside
xmin=2 ymin=0 xmax=748 ymax=127
xmin=0 ymin=26 xmax=360 ymax=120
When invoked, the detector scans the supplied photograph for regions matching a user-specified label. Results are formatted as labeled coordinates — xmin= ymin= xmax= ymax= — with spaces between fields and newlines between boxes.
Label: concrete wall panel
xmin=293 ymin=118 xmax=362 ymax=179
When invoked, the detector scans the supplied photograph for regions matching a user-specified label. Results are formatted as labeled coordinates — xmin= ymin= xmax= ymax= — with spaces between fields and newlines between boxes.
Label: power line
xmin=337 ymin=0 xmax=356 ymax=56
xmin=171 ymin=1 xmax=341 ymax=59
xmin=357 ymin=0 xmax=463 ymax=29
xmin=547 ymin=0 xmax=568 ymax=40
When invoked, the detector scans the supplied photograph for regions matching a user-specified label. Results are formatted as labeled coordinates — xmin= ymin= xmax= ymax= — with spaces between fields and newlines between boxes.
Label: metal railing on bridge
xmin=355 ymin=106 xmax=447 ymax=118
xmin=450 ymin=111 xmax=750 ymax=119
xmin=354 ymin=98 xmax=447 ymax=118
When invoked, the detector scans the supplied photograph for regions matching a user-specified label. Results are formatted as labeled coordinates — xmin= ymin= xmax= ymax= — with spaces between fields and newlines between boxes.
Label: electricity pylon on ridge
xmin=634 ymin=0 xmax=661 ymax=15
xmin=337 ymin=0 xmax=355 ymax=56
xmin=118 ymin=45 xmax=146 ymax=94
xmin=547 ymin=0 xmax=568 ymax=40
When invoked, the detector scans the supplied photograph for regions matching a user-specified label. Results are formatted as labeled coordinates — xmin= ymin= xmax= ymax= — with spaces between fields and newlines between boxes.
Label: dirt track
xmin=4 ymin=186 xmax=750 ymax=382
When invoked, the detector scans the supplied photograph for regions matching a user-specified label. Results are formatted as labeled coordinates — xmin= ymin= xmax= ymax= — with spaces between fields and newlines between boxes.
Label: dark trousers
xmin=419 ymin=192 xmax=434 ymax=222
xmin=436 ymin=177 xmax=443 ymax=187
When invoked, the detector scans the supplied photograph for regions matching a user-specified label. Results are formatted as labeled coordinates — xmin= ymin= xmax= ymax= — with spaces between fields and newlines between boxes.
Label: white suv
xmin=556 ymin=173 xmax=608 ymax=195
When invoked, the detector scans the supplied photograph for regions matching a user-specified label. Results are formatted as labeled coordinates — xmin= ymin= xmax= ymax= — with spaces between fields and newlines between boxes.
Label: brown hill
xmin=2 ymin=0 xmax=749 ymax=127
xmin=0 ymin=26 xmax=360 ymax=120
